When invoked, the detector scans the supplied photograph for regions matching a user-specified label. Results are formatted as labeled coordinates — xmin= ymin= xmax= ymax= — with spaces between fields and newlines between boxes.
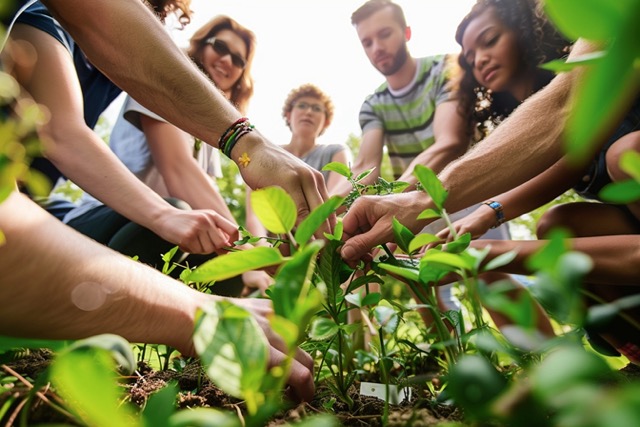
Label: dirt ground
xmin=3 ymin=350 xmax=639 ymax=426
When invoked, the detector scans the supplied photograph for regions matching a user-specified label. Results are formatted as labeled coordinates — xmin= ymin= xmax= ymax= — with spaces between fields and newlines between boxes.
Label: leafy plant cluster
xmin=2 ymin=0 xmax=640 ymax=425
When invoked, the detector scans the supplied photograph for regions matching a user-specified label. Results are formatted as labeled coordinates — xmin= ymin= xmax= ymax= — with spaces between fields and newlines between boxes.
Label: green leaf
xmin=391 ymin=217 xmax=415 ymax=254
xmin=142 ymin=382 xmax=177 ymax=427
xmin=344 ymin=272 xmax=384 ymax=295
xmin=526 ymin=228 xmax=571 ymax=271
xmin=250 ymin=187 xmax=297 ymax=234
xmin=0 ymin=336 xmax=71 ymax=352
xmin=599 ymin=179 xmax=640 ymax=203
xmin=446 ymin=355 xmax=507 ymax=419
xmin=269 ymin=316 xmax=300 ymax=351
xmin=355 ymin=168 xmax=375 ymax=182
xmin=169 ymin=407 xmax=242 ymax=427
xmin=295 ymin=195 xmax=344 ymax=246
xmin=413 ymin=165 xmax=448 ymax=210
xmin=373 ymin=305 xmax=399 ymax=333
xmin=292 ymin=414 xmax=341 ymax=427
xmin=67 ymin=334 xmax=136 ymax=375
xmin=408 ymin=233 xmax=440 ymax=254
xmin=417 ymin=208 xmax=441 ymax=220
xmin=421 ymin=250 xmax=473 ymax=270
xmin=309 ymin=317 xmax=340 ymax=341
xmin=531 ymin=345 xmax=612 ymax=398
xmin=620 ymin=150 xmax=640 ymax=181
xmin=322 ymin=161 xmax=352 ymax=178
xmin=444 ymin=232 xmax=471 ymax=254
xmin=23 ymin=168 xmax=52 ymax=198
xmin=362 ymin=292 xmax=382 ymax=307
xmin=540 ymin=51 xmax=605 ymax=72
xmin=378 ymin=262 xmax=420 ymax=282
xmin=189 ymin=247 xmax=284 ymax=282
xmin=270 ymin=241 xmax=323 ymax=320
xmin=544 ymin=0 xmax=628 ymax=41
xmin=51 ymin=348 xmax=136 ymax=427
xmin=194 ymin=301 xmax=269 ymax=401
xmin=483 ymin=250 xmax=519 ymax=272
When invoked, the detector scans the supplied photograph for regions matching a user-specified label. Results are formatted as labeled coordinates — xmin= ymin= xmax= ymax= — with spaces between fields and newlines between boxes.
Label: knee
xmin=605 ymin=131 xmax=640 ymax=182
xmin=536 ymin=204 xmax=576 ymax=238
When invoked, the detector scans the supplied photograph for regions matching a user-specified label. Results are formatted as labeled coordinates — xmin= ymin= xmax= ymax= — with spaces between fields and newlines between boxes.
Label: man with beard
xmin=332 ymin=0 xmax=469 ymax=197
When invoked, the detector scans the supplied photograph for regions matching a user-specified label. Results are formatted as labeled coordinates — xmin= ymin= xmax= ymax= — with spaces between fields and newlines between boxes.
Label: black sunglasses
xmin=205 ymin=37 xmax=247 ymax=69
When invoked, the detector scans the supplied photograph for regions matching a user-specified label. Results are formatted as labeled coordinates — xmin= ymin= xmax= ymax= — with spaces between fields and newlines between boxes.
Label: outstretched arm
xmin=141 ymin=115 xmax=235 ymax=222
xmin=470 ymin=237 xmax=640 ymax=286
xmin=340 ymin=39 xmax=600 ymax=262
xmin=42 ymin=0 xmax=331 ymax=233
xmin=437 ymin=156 xmax=586 ymax=241
xmin=0 ymin=191 xmax=314 ymax=401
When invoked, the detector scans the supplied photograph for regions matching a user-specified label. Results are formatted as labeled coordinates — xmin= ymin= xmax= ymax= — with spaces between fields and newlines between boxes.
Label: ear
xmin=405 ymin=26 xmax=412 ymax=41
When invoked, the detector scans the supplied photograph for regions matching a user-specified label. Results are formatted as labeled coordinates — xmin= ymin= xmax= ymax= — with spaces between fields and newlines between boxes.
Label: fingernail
xmin=341 ymin=245 xmax=354 ymax=260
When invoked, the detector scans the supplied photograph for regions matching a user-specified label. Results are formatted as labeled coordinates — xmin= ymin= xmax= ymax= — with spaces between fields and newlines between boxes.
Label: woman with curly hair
xmin=63 ymin=15 xmax=272 ymax=295
xmin=245 ymin=83 xmax=351 ymax=243
xmin=454 ymin=0 xmax=571 ymax=140
xmin=438 ymin=0 xmax=640 ymax=363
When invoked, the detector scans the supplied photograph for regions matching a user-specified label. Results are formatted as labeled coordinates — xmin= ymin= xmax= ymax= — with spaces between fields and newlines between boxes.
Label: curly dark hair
xmin=454 ymin=0 xmax=571 ymax=140
xmin=146 ymin=0 xmax=192 ymax=28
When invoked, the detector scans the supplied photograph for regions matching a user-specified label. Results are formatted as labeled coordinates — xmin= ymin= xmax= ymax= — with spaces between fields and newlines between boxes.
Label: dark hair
xmin=454 ymin=0 xmax=571 ymax=140
xmin=188 ymin=16 xmax=257 ymax=115
xmin=351 ymin=0 xmax=407 ymax=28
xmin=147 ymin=0 xmax=192 ymax=28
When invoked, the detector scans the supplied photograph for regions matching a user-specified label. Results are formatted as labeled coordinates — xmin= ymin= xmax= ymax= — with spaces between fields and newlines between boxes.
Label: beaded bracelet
xmin=218 ymin=117 xmax=254 ymax=158
xmin=483 ymin=200 xmax=505 ymax=228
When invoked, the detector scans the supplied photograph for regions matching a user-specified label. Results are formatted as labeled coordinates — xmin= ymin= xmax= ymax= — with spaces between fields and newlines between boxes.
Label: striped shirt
xmin=359 ymin=55 xmax=453 ymax=179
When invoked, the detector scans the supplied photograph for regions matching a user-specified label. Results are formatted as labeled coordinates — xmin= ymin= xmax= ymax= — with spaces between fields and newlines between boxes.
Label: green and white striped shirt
xmin=359 ymin=55 xmax=453 ymax=179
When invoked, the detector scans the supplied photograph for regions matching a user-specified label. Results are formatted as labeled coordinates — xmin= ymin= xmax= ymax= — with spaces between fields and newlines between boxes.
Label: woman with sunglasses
xmin=63 ymin=15 xmax=272 ymax=295
xmin=245 ymin=84 xmax=351 ymax=244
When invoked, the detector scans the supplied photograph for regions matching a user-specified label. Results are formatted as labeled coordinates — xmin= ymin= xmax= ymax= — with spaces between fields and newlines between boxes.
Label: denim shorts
xmin=574 ymin=95 xmax=640 ymax=200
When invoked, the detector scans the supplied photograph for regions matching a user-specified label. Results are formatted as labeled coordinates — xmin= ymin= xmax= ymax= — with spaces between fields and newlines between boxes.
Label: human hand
xmin=234 ymin=135 xmax=334 ymax=237
xmin=435 ymin=203 xmax=497 ymax=243
xmin=241 ymin=270 xmax=274 ymax=297
xmin=227 ymin=297 xmax=315 ymax=402
xmin=340 ymin=192 xmax=432 ymax=264
xmin=153 ymin=208 xmax=239 ymax=254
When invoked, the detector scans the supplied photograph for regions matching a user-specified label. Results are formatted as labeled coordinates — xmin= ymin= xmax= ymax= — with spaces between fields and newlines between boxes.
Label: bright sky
xmin=107 ymin=0 xmax=476 ymax=146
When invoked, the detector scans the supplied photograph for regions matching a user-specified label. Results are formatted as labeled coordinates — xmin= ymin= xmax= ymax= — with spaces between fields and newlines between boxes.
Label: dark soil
xmin=3 ymin=350 xmax=640 ymax=426
xmin=1 ymin=351 xmax=462 ymax=426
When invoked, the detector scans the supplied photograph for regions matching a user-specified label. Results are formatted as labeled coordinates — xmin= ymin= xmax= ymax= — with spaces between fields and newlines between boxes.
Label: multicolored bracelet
xmin=483 ymin=200 xmax=505 ymax=228
xmin=218 ymin=117 xmax=255 ymax=158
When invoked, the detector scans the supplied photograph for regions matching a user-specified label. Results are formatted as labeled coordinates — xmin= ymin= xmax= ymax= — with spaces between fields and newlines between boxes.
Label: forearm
xmin=491 ymin=158 xmax=582 ymax=222
xmin=397 ymin=140 xmax=468 ymax=185
xmin=168 ymin=170 xmax=235 ymax=223
xmin=42 ymin=0 xmax=236 ymax=147
xmin=0 ymin=192 xmax=207 ymax=354
xmin=44 ymin=128 xmax=174 ymax=231
xmin=472 ymin=237 xmax=640 ymax=285
xmin=439 ymin=76 xmax=573 ymax=214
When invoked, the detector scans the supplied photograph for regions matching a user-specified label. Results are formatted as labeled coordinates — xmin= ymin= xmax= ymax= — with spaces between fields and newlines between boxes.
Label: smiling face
xmin=286 ymin=96 xmax=328 ymax=138
xmin=461 ymin=7 xmax=529 ymax=97
xmin=355 ymin=6 xmax=409 ymax=76
xmin=201 ymin=29 xmax=247 ymax=94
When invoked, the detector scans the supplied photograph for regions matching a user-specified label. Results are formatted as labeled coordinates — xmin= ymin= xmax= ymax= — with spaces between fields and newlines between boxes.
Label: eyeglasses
xmin=293 ymin=102 xmax=325 ymax=114
xmin=205 ymin=37 xmax=247 ymax=69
